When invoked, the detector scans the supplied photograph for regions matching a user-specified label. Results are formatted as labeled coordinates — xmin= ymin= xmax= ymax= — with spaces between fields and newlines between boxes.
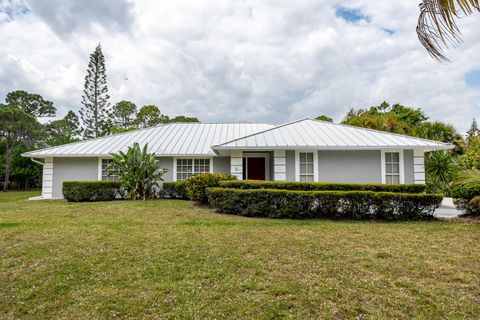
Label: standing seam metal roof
xmin=22 ymin=119 xmax=453 ymax=158
xmin=212 ymin=118 xmax=453 ymax=150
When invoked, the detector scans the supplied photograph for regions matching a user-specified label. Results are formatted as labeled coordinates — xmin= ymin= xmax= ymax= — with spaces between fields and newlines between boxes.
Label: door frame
xmin=243 ymin=153 xmax=270 ymax=180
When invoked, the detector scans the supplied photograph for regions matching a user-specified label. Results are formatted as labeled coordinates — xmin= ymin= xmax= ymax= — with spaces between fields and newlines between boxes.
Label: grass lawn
xmin=0 ymin=191 xmax=479 ymax=319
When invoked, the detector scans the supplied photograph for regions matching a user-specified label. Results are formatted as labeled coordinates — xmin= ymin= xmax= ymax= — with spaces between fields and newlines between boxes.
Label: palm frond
xmin=417 ymin=0 xmax=480 ymax=62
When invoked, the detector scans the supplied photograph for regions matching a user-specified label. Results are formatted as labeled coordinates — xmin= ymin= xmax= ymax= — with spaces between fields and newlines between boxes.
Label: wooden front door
xmin=247 ymin=157 xmax=266 ymax=180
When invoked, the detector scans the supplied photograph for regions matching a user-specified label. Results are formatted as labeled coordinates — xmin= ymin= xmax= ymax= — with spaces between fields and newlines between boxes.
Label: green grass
xmin=0 ymin=191 xmax=479 ymax=319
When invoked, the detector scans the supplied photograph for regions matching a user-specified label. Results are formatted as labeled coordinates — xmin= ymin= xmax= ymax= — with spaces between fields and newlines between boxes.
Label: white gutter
xmin=30 ymin=158 xmax=44 ymax=166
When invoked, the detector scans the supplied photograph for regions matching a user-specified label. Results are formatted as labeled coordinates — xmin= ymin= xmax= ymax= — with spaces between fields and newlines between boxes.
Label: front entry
xmin=245 ymin=157 xmax=266 ymax=180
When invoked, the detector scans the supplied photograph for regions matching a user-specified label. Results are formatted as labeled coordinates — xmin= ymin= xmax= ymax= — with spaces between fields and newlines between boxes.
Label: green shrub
xmin=206 ymin=188 xmax=442 ymax=220
xmin=161 ymin=181 xmax=188 ymax=199
xmin=63 ymin=181 xmax=122 ymax=202
xmin=185 ymin=173 xmax=237 ymax=203
xmin=451 ymin=185 xmax=480 ymax=216
xmin=219 ymin=180 xmax=426 ymax=193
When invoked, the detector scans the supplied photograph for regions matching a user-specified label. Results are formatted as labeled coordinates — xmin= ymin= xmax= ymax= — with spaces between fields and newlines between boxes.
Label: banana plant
xmin=108 ymin=143 xmax=167 ymax=200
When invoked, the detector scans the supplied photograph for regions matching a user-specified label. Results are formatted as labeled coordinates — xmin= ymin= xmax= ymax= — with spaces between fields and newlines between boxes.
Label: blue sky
xmin=0 ymin=0 xmax=479 ymax=133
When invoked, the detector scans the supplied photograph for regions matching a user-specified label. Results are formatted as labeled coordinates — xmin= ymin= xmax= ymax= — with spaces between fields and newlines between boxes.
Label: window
xmin=102 ymin=159 xmax=120 ymax=181
xmin=385 ymin=152 xmax=400 ymax=184
xmin=176 ymin=158 xmax=210 ymax=181
xmin=299 ymin=152 xmax=314 ymax=182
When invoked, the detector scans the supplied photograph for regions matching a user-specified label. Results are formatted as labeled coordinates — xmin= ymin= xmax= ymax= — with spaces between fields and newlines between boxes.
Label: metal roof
xmin=23 ymin=122 xmax=274 ymax=158
xmin=213 ymin=118 xmax=454 ymax=151
xmin=23 ymin=118 xmax=454 ymax=159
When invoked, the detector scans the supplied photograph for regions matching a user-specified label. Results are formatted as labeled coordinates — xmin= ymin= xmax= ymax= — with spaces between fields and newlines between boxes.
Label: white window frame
xmin=98 ymin=157 xmax=120 ymax=181
xmin=173 ymin=157 xmax=213 ymax=181
xmin=380 ymin=149 xmax=404 ymax=184
xmin=295 ymin=151 xmax=319 ymax=182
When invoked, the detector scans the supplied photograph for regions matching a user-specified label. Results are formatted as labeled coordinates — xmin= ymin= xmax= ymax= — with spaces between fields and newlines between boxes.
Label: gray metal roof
xmin=213 ymin=119 xmax=453 ymax=151
xmin=23 ymin=118 xmax=453 ymax=159
xmin=23 ymin=122 xmax=274 ymax=158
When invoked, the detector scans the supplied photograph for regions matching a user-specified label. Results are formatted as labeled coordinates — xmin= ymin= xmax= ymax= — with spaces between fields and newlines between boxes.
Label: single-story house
xmin=23 ymin=118 xmax=453 ymax=199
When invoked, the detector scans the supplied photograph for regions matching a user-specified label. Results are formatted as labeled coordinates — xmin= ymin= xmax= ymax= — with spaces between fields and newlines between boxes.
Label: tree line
xmin=0 ymin=44 xmax=197 ymax=191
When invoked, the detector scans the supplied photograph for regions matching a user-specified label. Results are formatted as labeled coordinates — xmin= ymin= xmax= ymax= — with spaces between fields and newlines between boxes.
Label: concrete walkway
xmin=434 ymin=197 xmax=462 ymax=219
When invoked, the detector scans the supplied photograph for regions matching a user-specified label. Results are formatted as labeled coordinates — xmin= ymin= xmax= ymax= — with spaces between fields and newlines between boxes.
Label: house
xmin=22 ymin=118 xmax=453 ymax=199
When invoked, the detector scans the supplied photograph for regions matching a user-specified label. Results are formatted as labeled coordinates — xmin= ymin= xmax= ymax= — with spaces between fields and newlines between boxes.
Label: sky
xmin=0 ymin=0 xmax=479 ymax=133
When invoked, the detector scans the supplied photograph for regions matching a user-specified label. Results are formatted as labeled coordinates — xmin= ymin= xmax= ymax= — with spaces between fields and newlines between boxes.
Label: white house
xmin=22 ymin=118 xmax=453 ymax=199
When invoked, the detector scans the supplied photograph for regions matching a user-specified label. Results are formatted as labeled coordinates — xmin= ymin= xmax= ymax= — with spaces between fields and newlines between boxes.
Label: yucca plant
xmin=417 ymin=0 xmax=480 ymax=62
xmin=108 ymin=143 xmax=167 ymax=200
xmin=425 ymin=151 xmax=461 ymax=193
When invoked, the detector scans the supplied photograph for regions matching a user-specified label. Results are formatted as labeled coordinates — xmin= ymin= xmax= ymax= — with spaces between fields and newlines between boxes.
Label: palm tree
xmin=417 ymin=0 xmax=480 ymax=62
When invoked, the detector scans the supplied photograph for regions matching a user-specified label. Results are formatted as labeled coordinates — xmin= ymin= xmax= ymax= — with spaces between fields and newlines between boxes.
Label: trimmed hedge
xmin=218 ymin=180 xmax=426 ymax=193
xmin=63 ymin=181 xmax=122 ymax=202
xmin=185 ymin=173 xmax=237 ymax=203
xmin=160 ymin=181 xmax=188 ymax=199
xmin=206 ymin=188 xmax=442 ymax=220
xmin=451 ymin=185 xmax=480 ymax=216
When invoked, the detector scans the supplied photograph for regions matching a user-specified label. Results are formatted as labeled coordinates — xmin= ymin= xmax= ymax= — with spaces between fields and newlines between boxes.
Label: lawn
xmin=0 ymin=192 xmax=479 ymax=319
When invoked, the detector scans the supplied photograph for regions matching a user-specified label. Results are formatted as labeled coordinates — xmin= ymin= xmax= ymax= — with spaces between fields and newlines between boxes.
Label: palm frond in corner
xmin=417 ymin=0 xmax=480 ymax=62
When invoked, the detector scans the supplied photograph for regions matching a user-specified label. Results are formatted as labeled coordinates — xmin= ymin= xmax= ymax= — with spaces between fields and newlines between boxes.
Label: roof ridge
xmin=212 ymin=118 xmax=309 ymax=147
xmin=310 ymin=118 xmax=452 ymax=146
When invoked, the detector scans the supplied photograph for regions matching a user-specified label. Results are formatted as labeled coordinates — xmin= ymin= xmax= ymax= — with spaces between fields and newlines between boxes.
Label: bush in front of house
xmin=160 ymin=181 xmax=189 ymax=199
xmin=218 ymin=180 xmax=426 ymax=194
xmin=206 ymin=187 xmax=442 ymax=220
xmin=185 ymin=173 xmax=237 ymax=203
xmin=450 ymin=185 xmax=480 ymax=216
xmin=63 ymin=181 xmax=122 ymax=202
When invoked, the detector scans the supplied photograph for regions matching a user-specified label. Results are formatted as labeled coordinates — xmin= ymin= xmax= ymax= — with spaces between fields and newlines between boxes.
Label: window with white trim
xmin=102 ymin=159 xmax=120 ymax=181
xmin=176 ymin=158 xmax=210 ymax=181
xmin=299 ymin=152 xmax=314 ymax=182
xmin=385 ymin=152 xmax=400 ymax=184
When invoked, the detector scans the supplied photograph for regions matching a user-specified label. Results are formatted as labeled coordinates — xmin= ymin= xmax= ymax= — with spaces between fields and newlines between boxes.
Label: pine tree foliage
xmin=79 ymin=44 xmax=111 ymax=138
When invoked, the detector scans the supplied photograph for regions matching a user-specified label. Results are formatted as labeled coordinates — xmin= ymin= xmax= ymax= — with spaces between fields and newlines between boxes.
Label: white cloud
xmin=0 ymin=0 xmax=478 ymax=133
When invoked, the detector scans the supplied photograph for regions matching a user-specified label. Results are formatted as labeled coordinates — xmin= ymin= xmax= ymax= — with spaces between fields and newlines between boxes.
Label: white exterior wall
xmin=42 ymin=158 xmax=53 ymax=199
xmin=413 ymin=149 xmax=426 ymax=184
xmin=273 ymin=150 xmax=287 ymax=181
xmin=230 ymin=150 xmax=243 ymax=180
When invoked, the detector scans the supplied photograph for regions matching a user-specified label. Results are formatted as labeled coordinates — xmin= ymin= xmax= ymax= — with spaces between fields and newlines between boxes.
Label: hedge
xmin=160 ymin=181 xmax=189 ymax=199
xmin=63 ymin=181 xmax=122 ymax=202
xmin=451 ymin=185 xmax=480 ymax=216
xmin=185 ymin=173 xmax=237 ymax=203
xmin=218 ymin=180 xmax=426 ymax=194
xmin=206 ymin=188 xmax=442 ymax=220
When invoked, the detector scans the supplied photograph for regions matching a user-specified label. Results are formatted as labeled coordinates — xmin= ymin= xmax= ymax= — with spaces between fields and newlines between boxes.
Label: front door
xmin=247 ymin=157 xmax=266 ymax=180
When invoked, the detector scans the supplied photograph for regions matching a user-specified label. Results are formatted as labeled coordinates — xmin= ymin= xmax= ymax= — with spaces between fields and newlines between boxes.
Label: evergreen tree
xmin=467 ymin=118 xmax=479 ymax=140
xmin=79 ymin=44 xmax=111 ymax=138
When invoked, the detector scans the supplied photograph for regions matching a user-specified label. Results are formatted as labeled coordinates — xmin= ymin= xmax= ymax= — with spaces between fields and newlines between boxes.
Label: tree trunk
xmin=3 ymin=147 xmax=12 ymax=192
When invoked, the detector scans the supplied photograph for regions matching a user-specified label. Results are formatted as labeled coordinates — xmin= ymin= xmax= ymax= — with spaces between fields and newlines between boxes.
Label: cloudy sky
xmin=0 ymin=0 xmax=479 ymax=133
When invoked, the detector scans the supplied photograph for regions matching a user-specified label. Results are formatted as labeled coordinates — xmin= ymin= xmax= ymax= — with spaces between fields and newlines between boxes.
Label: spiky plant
xmin=108 ymin=143 xmax=167 ymax=200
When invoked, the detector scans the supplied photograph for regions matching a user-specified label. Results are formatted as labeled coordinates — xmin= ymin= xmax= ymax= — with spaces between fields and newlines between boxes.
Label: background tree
xmin=467 ymin=118 xmax=478 ymax=141
xmin=112 ymin=100 xmax=137 ymax=130
xmin=315 ymin=115 xmax=333 ymax=122
xmin=135 ymin=105 xmax=162 ymax=128
xmin=417 ymin=0 xmax=480 ymax=62
xmin=45 ymin=111 xmax=81 ymax=146
xmin=79 ymin=44 xmax=111 ymax=138
xmin=410 ymin=121 xmax=465 ymax=154
xmin=168 ymin=115 xmax=199 ymax=123
xmin=0 ymin=106 xmax=42 ymax=191
xmin=5 ymin=90 xmax=56 ymax=117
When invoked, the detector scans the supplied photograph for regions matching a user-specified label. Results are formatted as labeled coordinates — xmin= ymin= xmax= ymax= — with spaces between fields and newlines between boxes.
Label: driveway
xmin=435 ymin=197 xmax=462 ymax=219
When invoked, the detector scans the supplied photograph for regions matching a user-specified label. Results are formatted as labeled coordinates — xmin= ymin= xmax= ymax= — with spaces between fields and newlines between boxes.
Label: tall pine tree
xmin=79 ymin=44 xmax=111 ymax=138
